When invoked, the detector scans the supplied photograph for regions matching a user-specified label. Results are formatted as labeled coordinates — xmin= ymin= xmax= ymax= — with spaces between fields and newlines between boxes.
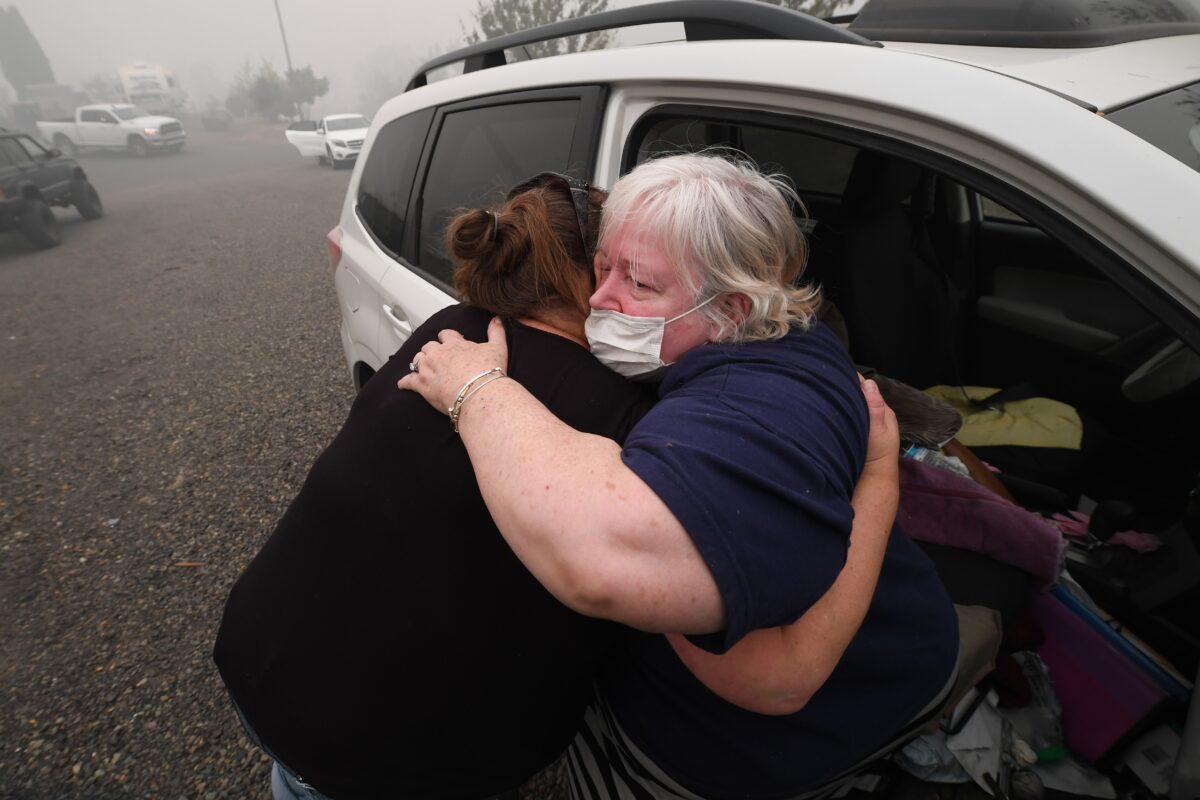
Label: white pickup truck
xmin=37 ymin=104 xmax=186 ymax=158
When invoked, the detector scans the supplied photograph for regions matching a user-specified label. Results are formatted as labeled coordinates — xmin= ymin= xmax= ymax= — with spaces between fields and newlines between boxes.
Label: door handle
xmin=382 ymin=304 xmax=413 ymax=336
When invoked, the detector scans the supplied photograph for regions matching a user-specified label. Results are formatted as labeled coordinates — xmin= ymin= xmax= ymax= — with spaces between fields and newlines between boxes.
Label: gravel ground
xmin=0 ymin=128 xmax=568 ymax=800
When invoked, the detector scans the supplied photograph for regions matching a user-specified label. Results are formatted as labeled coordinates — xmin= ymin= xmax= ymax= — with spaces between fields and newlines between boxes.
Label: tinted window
xmin=0 ymin=138 xmax=33 ymax=166
xmin=288 ymin=120 xmax=318 ymax=132
xmin=634 ymin=115 xmax=859 ymax=197
xmin=417 ymin=100 xmax=580 ymax=284
xmin=356 ymin=107 xmax=434 ymax=259
xmin=1108 ymin=80 xmax=1200 ymax=174
xmin=80 ymin=109 xmax=104 ymax=123
xmin=17 ymin=136 xmax=47 ymax=159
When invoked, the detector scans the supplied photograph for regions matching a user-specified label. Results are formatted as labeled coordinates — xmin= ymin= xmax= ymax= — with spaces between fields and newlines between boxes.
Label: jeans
xmin=272 ymin=761 xmax=334 ymax=800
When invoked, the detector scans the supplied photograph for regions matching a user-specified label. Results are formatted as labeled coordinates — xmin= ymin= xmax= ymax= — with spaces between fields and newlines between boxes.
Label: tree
xmin=462 ymin=0 xmax=611 ymax=59
xmin=755 ymin=0 xmax=855 ymax=18
xmin=285 ymin=66 xmax=329 ymax=120
xmin=248 ymin=61 xmax=288 ymax=120
xmin=225 ymin=60 xmax=256 ymax=118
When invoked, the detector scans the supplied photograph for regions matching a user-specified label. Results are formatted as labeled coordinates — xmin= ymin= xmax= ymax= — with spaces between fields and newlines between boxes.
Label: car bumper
xmin=147 ymin=133 xmax=187 ymax=148
xmin=330 ymin=147 xmax=360 ymax=161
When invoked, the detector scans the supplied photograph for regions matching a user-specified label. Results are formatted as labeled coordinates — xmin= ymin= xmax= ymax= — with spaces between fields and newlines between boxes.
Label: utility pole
xmin=272 ymin=0 xmax=301 ymax=119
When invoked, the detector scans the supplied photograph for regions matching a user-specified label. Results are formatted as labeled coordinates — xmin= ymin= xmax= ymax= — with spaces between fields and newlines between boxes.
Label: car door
xmin=77 ymin=109 xmax=107 ymax=147
xmin=15 ymin=135 xmax=72 ymax=201
xmin=0 ymin=137 xmax=38 ymax=187
xmin=370 ymin=85 xmax=606 ymax=364
xmin=285 ymin=120 xmax=321 ymax=157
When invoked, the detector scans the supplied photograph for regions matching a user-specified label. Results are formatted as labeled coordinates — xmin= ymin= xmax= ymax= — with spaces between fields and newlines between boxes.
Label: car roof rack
xmin=849 ymin=0 xmax=1200 ymax=48
xmin=406 ymin=0 xmax=879 ymax=91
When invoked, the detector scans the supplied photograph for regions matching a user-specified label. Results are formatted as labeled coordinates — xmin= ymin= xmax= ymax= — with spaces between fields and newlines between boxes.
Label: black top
xmin=213 ymin=304 xmax=651 ymax=799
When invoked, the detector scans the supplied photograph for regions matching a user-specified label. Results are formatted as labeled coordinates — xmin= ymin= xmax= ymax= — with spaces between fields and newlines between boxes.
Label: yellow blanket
xmin=925 ymin=386 xmax=1083 ymax=450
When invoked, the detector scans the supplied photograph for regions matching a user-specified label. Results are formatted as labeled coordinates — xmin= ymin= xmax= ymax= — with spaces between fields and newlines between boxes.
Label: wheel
xmin=326 ymin=147 xmax=339 ymax=169
xmin=71 ymin=179 xmax=104 ymax=220
xmin=20 ymin=199 xmax=61 ymax=249
xmin=317 ymin=154 xmax=327 ymax=166
xmin=53 ymin=134 xmax=77 ymax=158
xmin=128 ymin=136 xmax=149 ymax=158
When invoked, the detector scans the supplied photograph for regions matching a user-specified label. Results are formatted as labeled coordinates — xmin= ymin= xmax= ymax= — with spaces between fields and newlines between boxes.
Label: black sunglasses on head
xmin=506 ymin=171 xmax=593 ymax=261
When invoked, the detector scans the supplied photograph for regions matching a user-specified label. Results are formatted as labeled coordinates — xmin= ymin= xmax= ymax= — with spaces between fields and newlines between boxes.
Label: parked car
xmin=285 ymin=114 xmax=370 ymax=168
xmin=36 ymin=103 xmax=187 ymax=158
xmin=0 ymin=127 xmax=103 ymax=249
xmin=328 ymin=0 xmax=1200 ymax=789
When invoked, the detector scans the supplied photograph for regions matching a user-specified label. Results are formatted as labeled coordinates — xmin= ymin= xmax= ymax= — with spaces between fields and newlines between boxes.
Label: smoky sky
xmin=2 ymin=0 xmax=487 ymax=114
xmin=2 ymin=0 xmax=869 ymax=115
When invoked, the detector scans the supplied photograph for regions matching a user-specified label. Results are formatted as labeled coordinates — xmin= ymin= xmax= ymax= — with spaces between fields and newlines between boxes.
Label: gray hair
xmin=598 ymin=152 xmax=820 ymax=343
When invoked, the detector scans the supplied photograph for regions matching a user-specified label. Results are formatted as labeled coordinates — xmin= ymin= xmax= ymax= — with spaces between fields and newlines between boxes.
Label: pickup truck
xmin=1 ymin=127 xmax=104 ymax=249
xmin=37 ymin=104 xmax=186 ymax=158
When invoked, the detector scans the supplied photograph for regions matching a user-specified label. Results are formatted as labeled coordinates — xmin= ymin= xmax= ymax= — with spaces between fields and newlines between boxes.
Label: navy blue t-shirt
xmin=602 ymin=321 xmax=959 ymax=799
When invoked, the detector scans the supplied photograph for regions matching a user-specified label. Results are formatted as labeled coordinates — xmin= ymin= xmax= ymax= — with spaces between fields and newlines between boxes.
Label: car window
xmin=633 ymin=113 xmax=859 ymax=199
xmin=1107 ymin=80 xmax=1200 ymax=174
xmin=80 ymin=109 xmax=103 ymax=123
xmin=112 ymin=106 xmax=147 ymax=121
xmin=16 ymin=136 xmax=48 ymax=160
xmin=0 ymin=138 xmax=33 ymax=166
xmin=288 ymin=120 xmax=318 ymax=132
xmin=416 ymin=99 xmax=581 ymax=284
xmin=357 ymin=107 xmax=435 ymax=259
xmin=327 ymin=116 xmax=369 ymax=132
xmin=0 ymin=142 xmax=12 ymax=168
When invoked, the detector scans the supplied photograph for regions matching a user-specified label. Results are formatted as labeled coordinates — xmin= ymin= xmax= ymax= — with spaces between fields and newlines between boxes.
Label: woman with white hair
xmin=400 ymin=153 xmax=959 ymax=798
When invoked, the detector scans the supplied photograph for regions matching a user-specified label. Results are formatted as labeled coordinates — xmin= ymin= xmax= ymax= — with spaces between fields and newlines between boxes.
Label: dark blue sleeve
xmin=621 ymin=367 xmax=861 ymax=654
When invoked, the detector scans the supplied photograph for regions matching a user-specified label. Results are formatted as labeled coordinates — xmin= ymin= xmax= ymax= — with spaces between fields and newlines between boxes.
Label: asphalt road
xmin=0 ymin=126 xmax=360 ymax=799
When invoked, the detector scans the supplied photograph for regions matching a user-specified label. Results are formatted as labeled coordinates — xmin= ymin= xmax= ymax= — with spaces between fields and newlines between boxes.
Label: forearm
xmin=668 ymin=459 xmax=897 ymax=714
xmin=456 ymin=378 xmax=723 ymax=632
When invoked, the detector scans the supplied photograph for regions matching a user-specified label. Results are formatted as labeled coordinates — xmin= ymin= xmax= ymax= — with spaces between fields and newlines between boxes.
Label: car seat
xmin=830 ymin=150 xmax=964 ymax=390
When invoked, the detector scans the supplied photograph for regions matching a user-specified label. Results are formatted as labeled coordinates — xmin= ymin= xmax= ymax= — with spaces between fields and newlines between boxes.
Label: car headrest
xmin=840 ymin=150 xmax=923 ymax=217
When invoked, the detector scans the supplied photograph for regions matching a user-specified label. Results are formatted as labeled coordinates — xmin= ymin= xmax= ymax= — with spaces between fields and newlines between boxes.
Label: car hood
xmin=327 ymin=127 xmax=368 ymax=141
xmin=133 ymin=115 xmax=181 ymax=128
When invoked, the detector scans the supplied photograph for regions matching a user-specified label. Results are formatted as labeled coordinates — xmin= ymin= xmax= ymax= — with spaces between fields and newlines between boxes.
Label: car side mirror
xmin=45 ymin=148 xmax=62 ymax=159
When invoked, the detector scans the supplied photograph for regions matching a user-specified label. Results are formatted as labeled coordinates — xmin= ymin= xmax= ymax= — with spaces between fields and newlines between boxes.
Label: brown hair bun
xmin=446 ymin=183 xmax=606 ymax=319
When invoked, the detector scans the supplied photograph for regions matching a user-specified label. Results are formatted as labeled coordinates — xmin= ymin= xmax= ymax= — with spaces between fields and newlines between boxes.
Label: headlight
xmin=332 ymin=139 xmax=346 ymax=148
xmin=143 ymin=127 xmax=159 ymax=136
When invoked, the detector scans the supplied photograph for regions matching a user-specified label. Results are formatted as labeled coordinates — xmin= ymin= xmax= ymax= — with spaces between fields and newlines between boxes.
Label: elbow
xmin=739 ymin=686 xmax=816 ymax=714
xmin=750 ymin=689 xmax=815 ymax=716
xmin=555 ymin=560 xmax=622 ymax=621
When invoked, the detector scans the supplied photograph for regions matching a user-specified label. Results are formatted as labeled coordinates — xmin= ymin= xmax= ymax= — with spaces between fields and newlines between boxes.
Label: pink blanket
xmin=898 ymin=457 xmax=1065 ymax=586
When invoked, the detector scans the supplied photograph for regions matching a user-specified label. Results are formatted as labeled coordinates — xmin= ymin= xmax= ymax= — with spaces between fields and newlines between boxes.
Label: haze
xmin=2 ymin=0 xmax=485 ymax=116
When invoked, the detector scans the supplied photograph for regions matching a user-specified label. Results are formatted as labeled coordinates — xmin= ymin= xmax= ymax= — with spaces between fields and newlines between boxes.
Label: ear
xmin=708 ymin=293 xmax=751 ymax=342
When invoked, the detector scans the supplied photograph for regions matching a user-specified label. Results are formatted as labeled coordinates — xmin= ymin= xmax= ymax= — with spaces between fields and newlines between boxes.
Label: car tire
xmin=326 ymin=147 xmax=339 ymax=169
xmin=53 ymin=134 xmax=77 ymax=158
xmin=317 ymin=154 xmax=327 ymax=166
xmin=71 ymin=179 xmax=104 ymax=220
xmin=20 ymin=199 xmax=62 ymax=249
xmin=128 ymin=136 xmax=150 ymax=158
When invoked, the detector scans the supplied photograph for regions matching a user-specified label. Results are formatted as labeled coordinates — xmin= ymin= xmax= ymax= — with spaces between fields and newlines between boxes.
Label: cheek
xmin=660 ymin=314 xmax=712 ymax=363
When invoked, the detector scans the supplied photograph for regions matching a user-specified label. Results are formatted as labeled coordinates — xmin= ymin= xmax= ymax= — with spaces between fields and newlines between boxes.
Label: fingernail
xmin=865 ymin=379 xmax=878 ymax=394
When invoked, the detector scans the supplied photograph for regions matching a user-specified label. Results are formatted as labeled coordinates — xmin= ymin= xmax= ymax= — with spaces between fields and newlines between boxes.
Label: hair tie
xmin=489 ymin=210 xmax=500 ymax=243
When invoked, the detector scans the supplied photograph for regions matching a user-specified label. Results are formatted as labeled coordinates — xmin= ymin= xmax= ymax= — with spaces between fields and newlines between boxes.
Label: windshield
xmin=113 ymin=106 xmax=152 ymax=120
xmin=1108 ymin=81 xmax=1200 ymax=175
xmin=326 ymin=116 xmax=368 ymax=132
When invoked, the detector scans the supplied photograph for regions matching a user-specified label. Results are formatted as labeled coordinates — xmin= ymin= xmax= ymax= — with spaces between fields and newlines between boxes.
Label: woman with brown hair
xmin=214 ymin=173 xmax=653 ymax=800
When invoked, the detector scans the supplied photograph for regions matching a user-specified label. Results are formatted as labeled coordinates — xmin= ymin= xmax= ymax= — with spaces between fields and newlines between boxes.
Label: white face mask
xmin=585 ymin=296 xmax=716 ymax=380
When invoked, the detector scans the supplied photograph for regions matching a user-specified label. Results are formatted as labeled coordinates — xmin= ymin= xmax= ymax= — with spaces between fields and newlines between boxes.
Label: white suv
xmin=328 ymin=0 xmax=1200 ymax=780
xmin=285 ymin=113 xmax=370 ymax=168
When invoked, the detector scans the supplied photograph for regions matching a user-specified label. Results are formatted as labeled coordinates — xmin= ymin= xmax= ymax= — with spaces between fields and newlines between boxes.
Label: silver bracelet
xmin=452 ymin=373 xmax=509 ymax=433
xmin=448 ymin=367 xmax=505 ymax=432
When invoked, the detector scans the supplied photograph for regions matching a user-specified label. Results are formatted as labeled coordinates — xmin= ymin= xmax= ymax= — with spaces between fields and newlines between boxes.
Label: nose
xmin=589 ymin=268 xmax=623 ymax=313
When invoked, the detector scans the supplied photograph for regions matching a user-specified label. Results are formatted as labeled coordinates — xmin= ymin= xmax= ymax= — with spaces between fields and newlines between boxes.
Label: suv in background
xmin=0 ymin=128 xmax=103 ymax=249
xmin=328 ymin=0 xmax=1200 ymax=789
xmin=285 ymin=113 xmax=371 ymax=168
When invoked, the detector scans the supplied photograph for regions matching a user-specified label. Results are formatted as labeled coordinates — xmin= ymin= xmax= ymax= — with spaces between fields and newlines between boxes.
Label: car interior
xmin=632 ymin=111 xmax=1200 ymax=794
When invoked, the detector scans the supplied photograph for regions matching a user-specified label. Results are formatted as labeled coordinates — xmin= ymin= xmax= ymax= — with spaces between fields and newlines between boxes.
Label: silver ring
xmin=409 ymin=354 xmax=421 ymax=373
